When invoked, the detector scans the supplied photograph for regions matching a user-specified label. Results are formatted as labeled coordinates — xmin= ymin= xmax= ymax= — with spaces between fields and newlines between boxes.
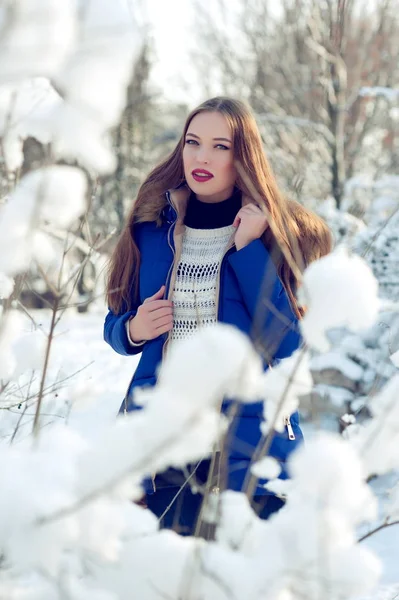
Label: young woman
xmin=104 ymin=97 xmax=332 ymax=535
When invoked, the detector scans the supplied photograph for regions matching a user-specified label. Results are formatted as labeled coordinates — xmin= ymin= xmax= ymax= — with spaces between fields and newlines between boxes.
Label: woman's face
xmin=182 ymin=111 xmax=237 ymax=203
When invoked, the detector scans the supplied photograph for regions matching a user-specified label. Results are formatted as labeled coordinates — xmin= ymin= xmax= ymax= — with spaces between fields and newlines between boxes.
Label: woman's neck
xmin=195 ymin=185 xmax=236 ymax=204
xmin=184 ymin=187 xmax=242 ymax=230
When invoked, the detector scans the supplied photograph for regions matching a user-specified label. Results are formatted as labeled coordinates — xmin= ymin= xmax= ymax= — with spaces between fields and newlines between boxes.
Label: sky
xmin=120 ymin=0 xmax=286 ymax=106
xmin=145 ymin=0 xmax=200 ymax=103
xmin=120 ymin=0 xmax=382 ymax=108
xmin=103 ymin=0 xmax=383 ymax=108
xmin=121 ymin=0 xmax=203 ymax=104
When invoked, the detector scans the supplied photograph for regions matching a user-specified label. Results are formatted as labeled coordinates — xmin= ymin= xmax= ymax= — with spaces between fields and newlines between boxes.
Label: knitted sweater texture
xmin=171 ymin=189 xmax=241 ymax=342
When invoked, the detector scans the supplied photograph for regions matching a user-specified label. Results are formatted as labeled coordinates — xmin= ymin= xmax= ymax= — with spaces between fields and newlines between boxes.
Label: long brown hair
xmin=106 ymin=97 xmax=330 ymax=315
xmin=282 ymin=200 xmax=333 ymax=310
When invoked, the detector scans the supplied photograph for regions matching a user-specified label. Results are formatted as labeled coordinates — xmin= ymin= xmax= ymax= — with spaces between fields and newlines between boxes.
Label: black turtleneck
xmin=184 ymin=187 xmax=242 ymax=230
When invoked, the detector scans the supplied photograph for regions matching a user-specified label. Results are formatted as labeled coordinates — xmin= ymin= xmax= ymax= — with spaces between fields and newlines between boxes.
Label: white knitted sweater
xmin=171 ymin=225 xmax=235 ymax=342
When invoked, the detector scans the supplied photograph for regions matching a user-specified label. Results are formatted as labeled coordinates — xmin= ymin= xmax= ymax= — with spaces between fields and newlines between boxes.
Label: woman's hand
xmin=233 ymin=204 xmax=269 ymax=251
xmin=129 ymin=285 xmax=173 ymax=342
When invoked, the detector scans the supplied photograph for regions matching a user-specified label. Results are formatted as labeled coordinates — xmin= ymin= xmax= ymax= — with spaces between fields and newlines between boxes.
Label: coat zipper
xmin=283 ymin=415 xmax=296 ymax=440
xmin=162 ymin=191 xmax=179 ymax=359
xmin=164 ymin=191 xmax=177 ymax=295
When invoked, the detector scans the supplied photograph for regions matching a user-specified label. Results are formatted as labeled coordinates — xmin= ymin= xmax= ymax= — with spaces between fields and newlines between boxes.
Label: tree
xmin=90 ymin=40 xmax=160 ymax=239
xmin=192 ymin=0 xmax=399 ymax=207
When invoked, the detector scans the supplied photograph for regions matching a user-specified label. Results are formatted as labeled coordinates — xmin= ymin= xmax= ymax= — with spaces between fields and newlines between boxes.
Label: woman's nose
xmin=196 ymin=147 xmax=210 ymax=164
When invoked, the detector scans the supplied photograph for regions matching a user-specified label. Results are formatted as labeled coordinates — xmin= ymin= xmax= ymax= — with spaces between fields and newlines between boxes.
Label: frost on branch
xmin=354 ymin=209 xmax=399 ymax=303
xmin=49 ymin=1 xmax=140 ymax=173
xmin=352 ymin=373 xmax=399 ymax=477
xmin=1 ymin=305 xmax=47 ymax=386
xmin=80 ymin=325 xmax=264 ymax=497
xmin=0 ymin=310 xmax=23 ymax=380
xmin=0 ymin=78 xmax=61 ymax=171
xmin=391 ymin=349 xmax=399 ymax=367
xmin=0 ymin=0 xmax=76 ymax=81
xmin=257 ymin=349 xmax=312 ymax=434
xmin=359 ymin=87 xmax=399 ymax=102
xmin=0 ymin=426 xmax=85 ymax=574
xmin=0 ymin=1 xmax=139 ymax=175
xmin=299 ymin=247 xmax=379 ymax=352
xmin=0 ymin=315 xmax=388 ymax=599
xmin=0 ymin=273 xmax=14 ymax=299
xmin=157 ymin=324 xmax=264 ymax=405
xmin=251 ymin=456 xmax=281 ymax=480
xmin=0 ymin=166 xmax=87 ymax=275
xmin=203 ymin=434 xmax=381 ymax=600
xmin=0 ymin=325 xmax=265 ymax=598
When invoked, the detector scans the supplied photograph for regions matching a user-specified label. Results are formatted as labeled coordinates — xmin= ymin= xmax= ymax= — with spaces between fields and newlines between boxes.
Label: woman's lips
xmin=192 ymin=169 xmax=214 ymax=183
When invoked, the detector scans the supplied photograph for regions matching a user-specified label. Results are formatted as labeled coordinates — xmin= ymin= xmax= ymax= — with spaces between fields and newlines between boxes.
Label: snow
xmin=158 ymin=324 xmax=264 ymax=406
xmin=0 ymin=1 xmax=76 ymax=81
xmin=0 ymin=0 xmax=398 ymax=593
xmin=204 ymin=433 xmax=383 ymax=599
xmin=14 ymin=309 xmax=399 ymax=593
xmin=311 ymin=352 xmax=364 ymax=381
xmin=299 ymin=247 xmax=380 ymax=352
xmin=48 ymin=1 xmax=140 ymax=174
xmin=360 ymin=473 xmax=399 ymax=587
xmin=0 ymin=166 xmax=88 ymax=276
xmin=0 ymin=273 xmax=14 ymax=299
xmin=258 ymin=349 xmax=313 ymax=433
xmin=354 ymin=211 xmax=399 ymax=302
xmin=48 ymin=309 xmax=135 ymax=430
xmin=359 ymin=87 xmax=399 ymax=102
xmin=391 ymin=350 xmax=399 ymax=367
xmin=301 ymin=430 xmax=399 ymax=592
xmin=0 ymin=78 xmax=60 ymax=170
xmin=316 ymin=384 xmax=355 ymax=403
xmin=251 ymin=456 xmax=281 ymax=480
xmin=0 ymin=305 xmax=397 ymax=598
xmin=352 ymin=374 xmax=399 ymax=477
xmin=37 ymin=166 xmax=88 ymax=227
xmin=0 ymin=2 xmax=140 ymax=175
xmin=0 ymin=311 xmax=24 ymax=379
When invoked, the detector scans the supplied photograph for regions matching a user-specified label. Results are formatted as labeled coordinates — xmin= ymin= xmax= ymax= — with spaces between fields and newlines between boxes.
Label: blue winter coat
xmin=104 ymin=187 xmax=304 ymax=496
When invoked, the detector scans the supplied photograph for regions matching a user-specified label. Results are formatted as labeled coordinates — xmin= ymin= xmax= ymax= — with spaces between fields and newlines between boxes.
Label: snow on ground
xmin=12 ymin=307 xmax=139 ymax=442
xmin=51 ymin=308 xmax=137 ymax=430
xmin=14 ymin=309 xmax=399 ymax=593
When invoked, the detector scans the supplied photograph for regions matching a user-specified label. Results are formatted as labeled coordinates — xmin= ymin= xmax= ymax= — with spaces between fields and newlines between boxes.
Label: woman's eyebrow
xmin=186 ymin=132 xmax=232 ymax=143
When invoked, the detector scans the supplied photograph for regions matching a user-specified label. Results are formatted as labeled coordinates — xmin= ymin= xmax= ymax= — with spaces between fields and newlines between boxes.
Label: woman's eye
xmin=185 ymin=139 xmax=229 ymax=150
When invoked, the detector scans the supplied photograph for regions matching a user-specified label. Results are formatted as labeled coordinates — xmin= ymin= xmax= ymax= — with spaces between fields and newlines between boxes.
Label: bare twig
xmin=243 ymin=346 xmax=308 ymax=500
xmin=35 ymin=405 xmax=223 ymax=527
xmin=32 ymin=295 xmax=60 ymax=437
xmin=358 ymin=518 xmax=399 ymax=542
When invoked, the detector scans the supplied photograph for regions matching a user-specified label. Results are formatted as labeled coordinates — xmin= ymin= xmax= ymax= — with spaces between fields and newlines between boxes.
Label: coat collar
xmin=167 ymin=185 xmax=254 ymax=230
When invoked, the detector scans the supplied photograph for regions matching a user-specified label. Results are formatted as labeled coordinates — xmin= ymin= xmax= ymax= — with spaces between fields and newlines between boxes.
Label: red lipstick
xmin=192 ymin=169 xmax=214 ymax=183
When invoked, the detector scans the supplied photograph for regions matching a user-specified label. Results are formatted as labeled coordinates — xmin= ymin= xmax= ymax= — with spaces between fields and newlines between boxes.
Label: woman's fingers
xmin=133 ymin=293 xmax=173 ymax=342
xmin=155 ymin=321 xmax=174 ymax=335
xmin=143 ymin=285 xmax=165 ymax=303
xmin=243 ymin=203 xmax=262 ymax=214
xmin=155 ymin=314 xmax=173 ymax=328
xmin=233 ymin=207 xmax=246 ymax=227
xmin=146 ymin=299 xmax=173 ymax=312
xmin=234 ymin=204 xmax=262 ymax=226
xmin=152 ymin=307 xmax=173 ymax=321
